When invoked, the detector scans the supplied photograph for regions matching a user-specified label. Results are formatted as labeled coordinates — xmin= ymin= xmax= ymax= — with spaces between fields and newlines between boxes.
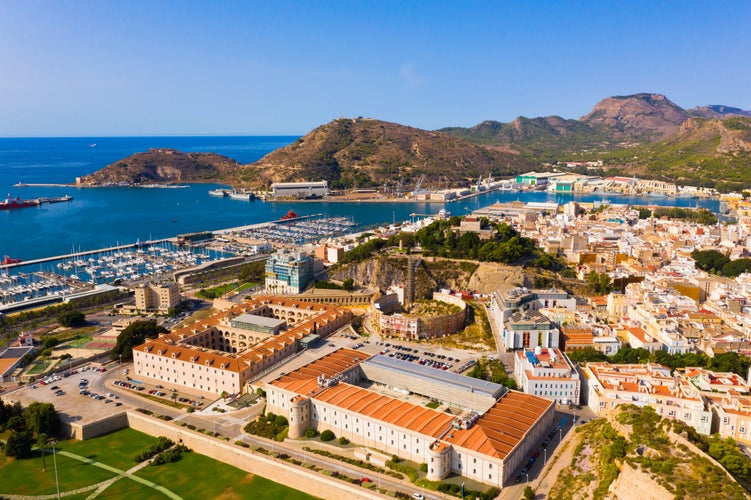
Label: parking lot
xmin=9 ymin=365 xmax=126 ymax=424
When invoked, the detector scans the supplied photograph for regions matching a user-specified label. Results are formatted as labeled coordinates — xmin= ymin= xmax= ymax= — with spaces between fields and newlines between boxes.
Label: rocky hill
xmin=580 ymin=93 xmax=690 ymax=140
xmin=548 ymin=405 xmax=750 ymax=500
xmin=440 ymin=93 xmax=750 ymax=158
xmin=77 ymin=148 xmax=244 ymax=186
xmin=245 ymin=117 xmax=533 ymax=188
xmin=600 ymin=116 xmax=751 ymax=191
xmin=689 ymin=105 xmax=751 ymax=119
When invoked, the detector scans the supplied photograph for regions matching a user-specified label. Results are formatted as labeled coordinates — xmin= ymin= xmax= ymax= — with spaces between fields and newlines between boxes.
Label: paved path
xmin=1 ymin=447 xmax=182 ymax=500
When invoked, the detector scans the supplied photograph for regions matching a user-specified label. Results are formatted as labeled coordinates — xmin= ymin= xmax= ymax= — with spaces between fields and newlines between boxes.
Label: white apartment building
xmin=514 ymin=347 xmax=581 ymax=405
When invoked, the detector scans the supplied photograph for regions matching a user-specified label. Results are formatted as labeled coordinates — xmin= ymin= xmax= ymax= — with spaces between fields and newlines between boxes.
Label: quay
xmin=0 ymin=238 xmax=174 ymax=270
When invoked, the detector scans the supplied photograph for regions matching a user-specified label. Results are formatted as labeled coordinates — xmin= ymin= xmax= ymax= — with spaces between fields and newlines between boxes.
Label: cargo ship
xmin=0 ymin=194 xmax=39 ymax=210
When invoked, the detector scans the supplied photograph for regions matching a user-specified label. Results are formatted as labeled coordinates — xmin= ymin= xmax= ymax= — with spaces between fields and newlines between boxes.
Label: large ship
xmin=0 ymin=194 xmax=39 ymax=210
xmin=228 ymin=190 xmax=254 ymax=201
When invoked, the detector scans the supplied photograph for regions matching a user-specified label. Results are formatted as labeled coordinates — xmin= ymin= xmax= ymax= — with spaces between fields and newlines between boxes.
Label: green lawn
xmin=0 ymin=428 xmax=319 ymax=500
xmin=60 ymin=427 xmax=156 ymax=470
xmin=0 ymin=448 xmax=116 ymax=496
xmin=135 ymin=450 xmax=320 ymax=500
xmin=68 ymin=334 xmax=94 ymax=348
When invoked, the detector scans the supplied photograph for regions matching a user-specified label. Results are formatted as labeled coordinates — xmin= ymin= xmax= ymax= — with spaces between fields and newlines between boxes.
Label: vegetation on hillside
xmin=248 ymin=117 xmax=533 ymax=188
xmin=550 ymin=405 xmax=749 ymax=500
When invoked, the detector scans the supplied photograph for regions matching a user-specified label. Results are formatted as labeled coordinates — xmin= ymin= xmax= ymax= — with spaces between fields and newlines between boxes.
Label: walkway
xmin=1 ymin=447 xmax=182 ymax=500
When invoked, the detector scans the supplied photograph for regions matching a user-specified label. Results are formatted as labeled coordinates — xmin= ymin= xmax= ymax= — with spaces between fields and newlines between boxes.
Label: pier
xmin=0 ymin=238 xmax=174 ymax=270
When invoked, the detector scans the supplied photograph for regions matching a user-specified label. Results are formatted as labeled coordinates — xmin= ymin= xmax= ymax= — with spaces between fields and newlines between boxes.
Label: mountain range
xmin=79 ymin=93 xmax=751 ymax=192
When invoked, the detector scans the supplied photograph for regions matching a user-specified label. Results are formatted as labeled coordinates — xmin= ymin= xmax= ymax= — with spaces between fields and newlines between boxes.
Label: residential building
xmin=265 ymin=250 xmax=314 ymax=294
xmin=133 ymin=282 xmax=179 ymax=314
xmin=581 ymin=362 xmax=711 ymax=435
xmin=514 ymin=347 xmax=581 ymax=405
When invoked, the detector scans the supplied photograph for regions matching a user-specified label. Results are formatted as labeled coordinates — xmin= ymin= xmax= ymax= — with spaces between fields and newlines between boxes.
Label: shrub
xmin=419 ymin=463 xmax=428 ymax=473
xmin=339 ymin=436 xmax=350 ymax=445
xmin=321 ymin=429 xmax=335 ymax=441
xmin=273 ymin=415 xmax=288 ymax=427
xmin=304 ymin=428 xmax=318 ymax=438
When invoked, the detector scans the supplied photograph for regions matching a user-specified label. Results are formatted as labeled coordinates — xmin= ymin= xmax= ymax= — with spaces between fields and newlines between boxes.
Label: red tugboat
xmin=280 ymin=210 xmax=298 ymax=220
xmin=1 ymin=255 xmax=22 ymax=265
xmin=0 ymin=194 xmax=39 ymax=210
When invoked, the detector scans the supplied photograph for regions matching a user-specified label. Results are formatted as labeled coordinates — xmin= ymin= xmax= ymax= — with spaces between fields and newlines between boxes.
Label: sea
xmin=0 ymin=136 xmax=721 ymax=265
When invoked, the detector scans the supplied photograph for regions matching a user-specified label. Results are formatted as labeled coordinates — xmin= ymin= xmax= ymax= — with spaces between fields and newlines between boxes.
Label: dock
xmin=0 ymin=238 xmax=174 ymax=270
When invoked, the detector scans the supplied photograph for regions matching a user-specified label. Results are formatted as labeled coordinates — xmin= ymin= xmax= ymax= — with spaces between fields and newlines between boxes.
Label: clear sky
xmin=1 ymin=1 xmax=749 ymax=136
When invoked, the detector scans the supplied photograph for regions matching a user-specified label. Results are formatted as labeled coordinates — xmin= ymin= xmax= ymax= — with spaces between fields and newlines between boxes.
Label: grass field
xmin=27 ymin=359 xmax=52 ymax=375
xmin=0 ymin=428 xmax=320 ymax=499
xmin=0 ymin=448 xmax=117 ymax=496
xmin=136 ymin=451 xmax=320 ymax=499
xmin=68 ymin=334 xmax=94 ymax=348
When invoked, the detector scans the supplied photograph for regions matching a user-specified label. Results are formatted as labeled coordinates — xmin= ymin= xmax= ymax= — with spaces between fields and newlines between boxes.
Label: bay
xmin=0 ymin=137 xmax=721 ymax=263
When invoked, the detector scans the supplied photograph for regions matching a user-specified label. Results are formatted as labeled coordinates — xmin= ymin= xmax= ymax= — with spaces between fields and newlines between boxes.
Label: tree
xmin=523 ymin=485 xmax=535 ymax=500
xmin=24 ymin=402 xmax=60 ymax=437
xmin=567 ymin=347 xmax=609 ymax=364
xmin=57 ymin=311 xmax=86 ymax=328
xmin=342 ymin=278 xmax=354 ymax=291
xmin=320 ymin=429 xmax=335 ymax=441
xmin=4 ymin=431 xmax=33 ymax=458
xmin=111 ymin=320 xmax=168 ymax=361
xmin=37 ymin=433 xmax=48 ymax=471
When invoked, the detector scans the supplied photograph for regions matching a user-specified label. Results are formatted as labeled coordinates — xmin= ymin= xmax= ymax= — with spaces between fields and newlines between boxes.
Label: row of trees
xmin=637 ymin=206 xmax=717 ymax=225
xmin=692 ymin=249 xmax=751 ymax=278
xmin=567 ymin=346 xmax=751 ymax=376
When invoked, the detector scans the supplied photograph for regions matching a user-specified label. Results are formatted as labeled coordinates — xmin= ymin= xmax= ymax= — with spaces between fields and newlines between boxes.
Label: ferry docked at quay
xmin=1 ymin=193 xmax=73 ymax=210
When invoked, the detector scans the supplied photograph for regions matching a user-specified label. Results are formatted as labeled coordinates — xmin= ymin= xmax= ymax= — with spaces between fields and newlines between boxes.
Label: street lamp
xmin=525 ymin=473 xmax=529 ymax=484
xmin=559 ymin=427 xmax=562 ymax=444
xmin=544 ymin=447 xmax=547 ymax=466
xmin=50 ymin=439 xmax=61 ymax=500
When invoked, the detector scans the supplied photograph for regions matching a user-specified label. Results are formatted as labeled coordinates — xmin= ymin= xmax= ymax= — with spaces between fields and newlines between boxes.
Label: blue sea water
xmin=0 ymin=136 xmax=721 ymax=263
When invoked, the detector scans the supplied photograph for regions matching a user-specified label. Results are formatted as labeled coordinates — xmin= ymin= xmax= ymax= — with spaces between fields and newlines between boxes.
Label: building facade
xmin=265 ymin=250 xmax=314 ymax=294
xmin=132 ymin=296 xmax=352 ymax=396
xmin=514 ymin=347 xmax=581 ymax=405
xmin=133 ymin=282 xmax=179 ymax=314
xmin=266 ymin=350 xmax=555 ymax=488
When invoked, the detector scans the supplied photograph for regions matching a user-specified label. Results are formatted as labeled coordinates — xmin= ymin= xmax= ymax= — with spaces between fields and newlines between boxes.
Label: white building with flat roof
xmin=514 ymin=347 xmax=581 ymax=405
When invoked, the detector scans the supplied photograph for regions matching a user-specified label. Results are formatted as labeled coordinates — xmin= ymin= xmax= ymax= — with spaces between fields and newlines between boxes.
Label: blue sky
xmin=1 ymin=1 xmax=749 ymax=136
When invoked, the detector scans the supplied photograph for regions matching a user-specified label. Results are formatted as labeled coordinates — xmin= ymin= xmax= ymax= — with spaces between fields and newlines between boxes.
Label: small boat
xmin=228 ymin=190 xmax=254 ymax=201
xmin=280 ymin=210 xmax=299 ymax=220
xmin=208 ymin=188 xmax=228 ymax=197
xmin=1 ymin=255 xmax=22 ymax=265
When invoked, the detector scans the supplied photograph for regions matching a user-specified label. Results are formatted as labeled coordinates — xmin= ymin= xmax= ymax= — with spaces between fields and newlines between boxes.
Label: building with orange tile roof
xmin=682 ymin=367 xmax=751 ymax=444
xmin=132 ymin=296 xmax=351 ymax=395
xmin=581 ymin=362 xmax=711 ymax=435
xmin=266 ymin=350 xmax=555 ymax=487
